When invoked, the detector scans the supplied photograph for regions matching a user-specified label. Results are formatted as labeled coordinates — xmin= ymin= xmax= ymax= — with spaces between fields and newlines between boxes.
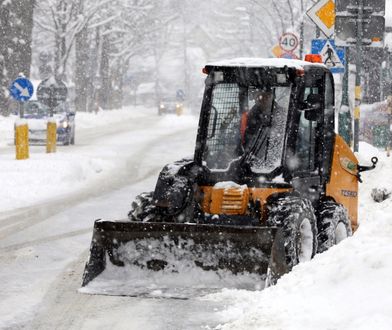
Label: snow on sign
xmin=311 ymin=39 xmax=345 ymax=74
xmin=306 ymin=0 xmax=335 ymax=38
xmin=279 ymin=32 xmax=299 ymax=53
xmin=9 ymin=77 xmax=34 ymax=102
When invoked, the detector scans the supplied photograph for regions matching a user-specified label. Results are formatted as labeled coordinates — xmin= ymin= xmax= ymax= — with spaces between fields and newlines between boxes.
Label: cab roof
xmin=206 ymin=57 xmax=327 ymax=70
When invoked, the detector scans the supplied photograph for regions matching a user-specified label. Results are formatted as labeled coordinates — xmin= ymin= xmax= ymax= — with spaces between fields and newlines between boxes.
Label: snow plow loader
xmin=82 ymin=57 xmax=377 ymax=289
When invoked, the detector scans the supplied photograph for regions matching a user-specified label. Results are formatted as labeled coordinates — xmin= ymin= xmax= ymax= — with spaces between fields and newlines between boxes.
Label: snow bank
xmin=0 ymin=153 xmax=114 ymax=211
xmin=206 ymin=142 xmax=392 ymax=330
xmin=207 ymin=212 xmax=392 ymax=330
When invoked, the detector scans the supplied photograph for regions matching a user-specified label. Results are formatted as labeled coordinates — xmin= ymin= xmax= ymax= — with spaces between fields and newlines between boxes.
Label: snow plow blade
xmin=82 ymin=219 xmax=282 ymax=287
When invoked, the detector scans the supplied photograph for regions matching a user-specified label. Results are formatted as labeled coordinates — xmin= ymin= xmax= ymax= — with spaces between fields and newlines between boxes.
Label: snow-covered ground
xmin=0 ymin=105 xmax=392 ymax=329
xmin=0 ymin=107 xmax=196 ymax=212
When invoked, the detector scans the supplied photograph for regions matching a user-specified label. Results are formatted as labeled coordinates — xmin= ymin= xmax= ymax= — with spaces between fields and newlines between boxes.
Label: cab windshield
xmin=203 ymin=83 xmax=292 ymax=173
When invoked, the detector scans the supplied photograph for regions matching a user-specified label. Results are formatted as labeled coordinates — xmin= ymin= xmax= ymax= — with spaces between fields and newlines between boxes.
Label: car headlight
xmin=62 ymin=121 xmax=68 ymax=128
xmin=160 ymin=104 xmax=165 ymax=109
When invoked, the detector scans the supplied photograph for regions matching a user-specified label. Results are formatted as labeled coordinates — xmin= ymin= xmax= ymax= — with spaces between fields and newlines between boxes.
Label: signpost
xmin=306 ymin=0 xmax=336 ymax=38
xmin=37 ymin=77 xmax=68 ymax=114
xmin=311 ymin=39 xmax=345 ymax=73
xmin=335 ymin=0 xmax=386 ymax=151
xmin=9 ymin=77 xmax=34 ymax=160
xmin=335 ymin=17 xmax=385 ymax=47
xmin=335 ymin=0 xmax=385 ymax=47
xmin=307 ymin=0 xmax=354 ymax=146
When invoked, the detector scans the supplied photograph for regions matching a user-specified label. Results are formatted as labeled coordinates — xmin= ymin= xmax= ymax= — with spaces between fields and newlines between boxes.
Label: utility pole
xmin=387 ymin=95 xmax=392 ymax=157
xmin=339 ymin=47 xmax=352 ymax=145
xmin=299 ymin=0 xmax=304 ymax=59
xmin=353 ymin=0 xmax=363 ymax=152
xmin=181 ymin=1 xmax=189 ymax=107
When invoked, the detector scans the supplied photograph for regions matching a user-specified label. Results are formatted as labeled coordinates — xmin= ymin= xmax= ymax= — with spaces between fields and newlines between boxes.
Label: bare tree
xmin=0 ymin=0 xmax=35 ymax=115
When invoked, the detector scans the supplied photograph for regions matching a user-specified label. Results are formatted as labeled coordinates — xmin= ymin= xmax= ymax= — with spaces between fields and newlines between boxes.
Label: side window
xmin=324 ymin=73 xmax=334 ymax=129
xmin=295 ymin=111 xmax=317 ymax=172
xmin=291 ymin=72 xmax=324 ymax=174
xmin=204 ymin=83 xmax=241 ymax=170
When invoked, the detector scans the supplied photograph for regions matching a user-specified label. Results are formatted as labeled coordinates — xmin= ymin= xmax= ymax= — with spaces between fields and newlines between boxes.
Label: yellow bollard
xmin=176 ymin=104 xmax=183 ymax=116
xmin=46 ymin=120 xmax=57 ymax=153
xmin=15 ymin=121 xmax=29 ymax=160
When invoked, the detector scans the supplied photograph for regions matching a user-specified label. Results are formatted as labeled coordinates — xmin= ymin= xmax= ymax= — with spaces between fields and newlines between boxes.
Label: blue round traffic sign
xmin=9 ymin=77 xmax=34 ymax=102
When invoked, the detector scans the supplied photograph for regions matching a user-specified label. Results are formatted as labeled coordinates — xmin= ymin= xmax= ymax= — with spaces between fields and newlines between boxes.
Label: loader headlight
xmin=62 ymin=121 xmax=68 ymax=128
xmin=176 ymin=103 xmax=182 ymax=108
xmin=160 ymin=104 xmax=165 ymax=109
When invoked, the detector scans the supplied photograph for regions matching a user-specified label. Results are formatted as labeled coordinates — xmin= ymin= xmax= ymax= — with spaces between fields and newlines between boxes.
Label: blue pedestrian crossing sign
xmin=311 ymin=39 xmax=345 ymax=74
xmin=9 ymin=77 xmax=34 ymax=102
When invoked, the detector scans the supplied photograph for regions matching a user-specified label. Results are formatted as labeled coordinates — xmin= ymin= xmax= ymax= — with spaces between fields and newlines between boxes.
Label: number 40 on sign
xmin=279 ymin=32 xmax=299 ymax=53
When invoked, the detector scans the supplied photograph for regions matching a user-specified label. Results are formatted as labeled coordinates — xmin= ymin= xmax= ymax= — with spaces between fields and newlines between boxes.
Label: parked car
xmin=158 ymin=98 xmax=183 ymax=116
xmin=19 ymin=100 xmax=76 ymax=145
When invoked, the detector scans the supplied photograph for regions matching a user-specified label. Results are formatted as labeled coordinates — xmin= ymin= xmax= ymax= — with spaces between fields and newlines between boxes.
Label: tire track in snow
xmin=0 ymin=167 xmax=160 ymax=254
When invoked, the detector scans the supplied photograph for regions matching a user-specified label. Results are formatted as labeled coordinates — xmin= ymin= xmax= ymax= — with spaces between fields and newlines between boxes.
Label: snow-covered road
xmin=0 ymin=106 xmax=391 ymax=330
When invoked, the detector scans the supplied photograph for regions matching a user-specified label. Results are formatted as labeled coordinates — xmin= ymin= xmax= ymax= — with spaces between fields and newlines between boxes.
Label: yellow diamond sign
xmin=316 ymin=0 xmax=335 ymax=29
xmin=306 ymin=0 xmax=335 ymax=38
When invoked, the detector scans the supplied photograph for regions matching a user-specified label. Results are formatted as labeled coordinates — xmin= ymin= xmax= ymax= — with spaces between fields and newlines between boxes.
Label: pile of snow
xmin=81 ymin=260 xmax=262 ymax=300
xmin=205 ymin=142 xmax=392 ymax=330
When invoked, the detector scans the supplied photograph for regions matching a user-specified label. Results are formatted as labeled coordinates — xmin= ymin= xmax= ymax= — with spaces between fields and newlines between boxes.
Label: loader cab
xmin=196 ymin=62 xmax=295 ymax=181
xmin=196 ymin=59 xmax=334 ymax=196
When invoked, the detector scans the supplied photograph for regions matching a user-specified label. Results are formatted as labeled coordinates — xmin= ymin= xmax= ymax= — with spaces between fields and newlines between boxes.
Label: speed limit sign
xmin=279 ymin=32 xmax=299 ymax=53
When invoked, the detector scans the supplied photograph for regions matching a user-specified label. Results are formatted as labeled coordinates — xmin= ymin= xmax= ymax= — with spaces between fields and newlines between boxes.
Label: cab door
xmin=288 ymin=69 xmax=331 ymax=204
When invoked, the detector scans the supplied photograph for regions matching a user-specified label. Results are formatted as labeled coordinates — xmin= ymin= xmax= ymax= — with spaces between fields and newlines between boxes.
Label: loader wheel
xmin=128 ymin=192 xmax=157 ymax=222
xmin=267 ymin=196 xmax=318 ymax=270
xmin=316 ymin=200 xmax=352 ymax=253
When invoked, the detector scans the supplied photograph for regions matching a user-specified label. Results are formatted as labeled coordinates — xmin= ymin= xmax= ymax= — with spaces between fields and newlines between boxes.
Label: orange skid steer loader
xmin=82 ymin=57 xmax=376 ymax=289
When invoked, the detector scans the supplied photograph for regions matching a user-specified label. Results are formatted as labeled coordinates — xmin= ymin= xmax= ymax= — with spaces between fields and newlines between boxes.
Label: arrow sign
xmin=306 ymin=0 xmax=336 ymax=38
xmin=9 ymin=77 xmax=34 ymax=102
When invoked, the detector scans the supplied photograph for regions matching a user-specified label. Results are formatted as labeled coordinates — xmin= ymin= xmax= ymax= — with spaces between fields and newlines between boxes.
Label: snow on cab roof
xmin=206 ymin=57 xmax=326 ymax=70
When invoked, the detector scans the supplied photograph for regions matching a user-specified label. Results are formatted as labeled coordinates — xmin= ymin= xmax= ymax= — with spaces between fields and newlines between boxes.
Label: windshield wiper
xmin=241 ymin=126 xmax=270 ymax=166
xmin=207 ymin=105 xmax=218 ymax=139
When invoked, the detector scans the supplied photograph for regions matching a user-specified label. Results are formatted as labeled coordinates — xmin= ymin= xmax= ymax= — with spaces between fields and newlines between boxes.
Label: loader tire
xmin=128 ymin=192 xmax=157 ymax=222
xmin=316 ymin=200 xmax=352 ymax=253
xmin=267 ymin=196 xmax=318 ymax=270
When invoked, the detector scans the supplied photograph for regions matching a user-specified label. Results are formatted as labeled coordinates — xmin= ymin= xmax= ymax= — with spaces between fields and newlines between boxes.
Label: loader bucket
xmin=81 ymin=219 xmax=282 ymax=288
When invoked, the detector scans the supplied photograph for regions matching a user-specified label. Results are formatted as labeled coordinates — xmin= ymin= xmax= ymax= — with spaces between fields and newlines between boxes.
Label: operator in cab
xmin=242 ymin=89 xmax=275 ymax=149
